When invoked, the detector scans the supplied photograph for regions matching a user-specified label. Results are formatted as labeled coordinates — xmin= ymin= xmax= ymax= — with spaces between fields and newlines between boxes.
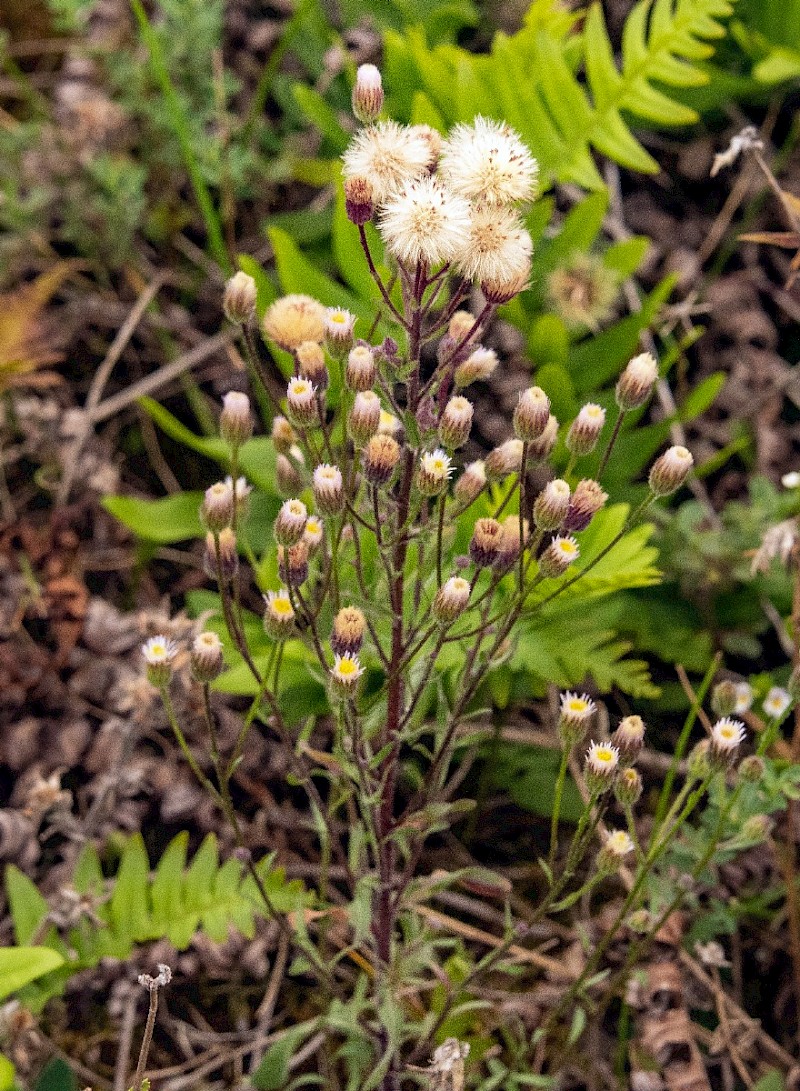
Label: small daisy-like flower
xmin=710 ymin=717 xmax=746 ymax=764
xmin=142 ymin=635 xmax=178 ymax=687
xmin=454 ymin=460 xmax=486 ymax=507
xmin=378 ymin=409 xmax=402 ymax=436
xmin=434 ymin=576 xmax=471 ymax=624
xmin=343 ymin=121 xmax=433 ymax=204
xmin=324 ymin=308 xmax=356 ymax=354
xmin=533 ymin=479 xmax=570 ymax=531
xmin=417 ymin=448 xmax=453 ymax=497
xmin=585 ymin=740 xmax=620 ymax=793
xmin=190 ymin=631 xmax=224 ymax=683
xmin=439 ymin=117 xmax=538 ymax=207
xmin=220 ymin=391 xmax=253 ymax=448
xmin=439 ymin=396 xmax=473 ymax=449
xmin=379 ymin=176 xmax=471 ymax=268
xmin=616 ymin=352 xmax=658 ymax=411
xmin=313 ymin=464 xmax=345 ymax=516
xmin=303 ymin=515 xmax=324 ymax=551
xmin=275 ymin=498 xmax=308 ymax=547
xmin=286 ymin=377 xmax=319 ymax=428
xmin=453 ymin=205 xmax=533 ymax=288
xmin=263 ymin=294 xmax=326 ymax=351
xmin=331 ymin=607 xmax=367 ymax=657
xmin=264 ymin=590 xmax=295 ymax=640
xmin=649 ymin=445 xmax=694 ymax=498
xmin=598 ymin=829 xmax=635 ymax=871
xmin=330 ymin=652 xmax=365 ymax=696
xmin=538 ymin=535 xmax=579 ymax=579
xmin=514 ymin=386 xmax=551 ymax=443
xmin=558 ymin=691 xmax=595 ymax=747
xmin=566 ymin=403 xmax=606 ymax=457
xmin=764 ymin=686 xmax=792 ymax=719
xmin=734 ymin=681 xmax=754 ymax=714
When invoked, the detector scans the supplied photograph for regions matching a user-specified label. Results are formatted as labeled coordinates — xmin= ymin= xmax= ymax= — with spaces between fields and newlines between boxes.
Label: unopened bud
xmin=485 ymin=439 xmax=524 ymax=481
xmin=616 ymin=352 xmax=658 ymax=411
xmin=312 ymin=464 xmax=345 ymax=516
xmin=201 ymin=480 xmax=234 ymax=533
xmin=346 ymin=345 xmax=377 ymax=391
xmin=220 ymin=391 xmax=253 ymax=449
xmin=482 ymin=259 xmax=531 ymax=305
xmin=331 ymin=606 xmax=366 ymax=657
xmin=271 ymin=415 xmax=296 ymax=454
xmin=296 ymin=340 xmax=328 ymax=386
xmin=276 ymin=453 xmax=303 ymax=496
xmin=497 ymin=515 xmax=529 ymax=566
xmin=528 ymin=414 xmax=559 ymax=462
xmin=741 ymin=814 xmax=773 ymax=842
xmin=348 ymin=390 xmax=382 ymax=446
xmin=223 ymin=271 xmax=257 ymax=324
xmin=344 ymin=175 xmax=374 ymax=225
xmin=563 ymin=479 xmax=607 ymax=533
xmin=352 ymin=63 xmax=383 ymax=124
xmin=454 ymin=460 xmax=486 ymax=507
xmin=433 ymin=576 xmax=471 ymax=624
xmin=533 ymin=479 xmax=570 ymax=531
xmin=454 ymin=346 xmax=498 ymax=388
xmin=514 ymin=386 xmax=551 ymax=442
xmin=278 ymin=540 xmax=310 ymax=587
xmin=649 ymin=445 xmax=693 ymax=497
xmin=611 ymin=715 xmax=645 ymax=765
xmin=274 ymin=498 xmax=308 ymax=547
xmin=469 ymin=518 xmax=503 ymax=568
xmin=566 ymin=403 xmax=606 ymax=456
xmin=205 ymin=527 xmax=238 ymax=584
xmin=597 ymin=830 xmax=634 ymax=873
xmin=190 ymin=631 xmax=224 ymax=682
xmin=614 ymin=766 xmax=642 ymax=806
xmin=711 ymin=680 xmax=738 ymax=718
xmin=363 ymin=433 xmax=400 ymax=486
xmin=439 ymin=396 xmax=473 ymax=449
xmin=687 ymin=739 xmax=711 ymax=780
xmin=738 ymin=755 xmax=765 ymax=783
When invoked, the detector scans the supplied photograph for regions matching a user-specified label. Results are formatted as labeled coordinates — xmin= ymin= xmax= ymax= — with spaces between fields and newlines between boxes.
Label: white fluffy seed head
xmin=453 ymin=205 xmax=532 ymax=288
xmin=379 ymin=176 xmax=471 ymax=267
xmin=343 ymin=121 xmax=434 ymax=205
xmin=439 ymin=117 xmax=538 ymax=207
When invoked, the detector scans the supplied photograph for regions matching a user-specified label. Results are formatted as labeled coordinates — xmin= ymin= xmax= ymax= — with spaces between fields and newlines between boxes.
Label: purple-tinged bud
xmin=433 ymin=576 xmax=471 ymax=624
xmin=346 ymin=345 xmax=377 ymax=391
xmin=363 ymin=433 xmax=400 ymax=486
xmin=296 ymin=340 xmax=328 ymax=387
xmin=648 ymin=445 xmax=693 ymax=498
xmin=278 ymin=540 xmax=310 ymax=587
xmin=454 ymin=460 xmax=486 ymax=508
xmin=276 ymin=454 xmax=303 ymax=496
xmin=439 ymin=396 xmax=473 ymax=449
xmin=533 ymin=479 xmax=570 ymax=531
xmin=190 ymin=631 xmax=224 ymax=683
xmin=482 ymin=259 xmax=531 ymax=305
xmin=274 ymin=498 xmax=308 ymax=547
xmin=205 ymin=527 xmax=238 ymax=584
xmin=611 ymin=715 xmax=645 ymax=765
xmin=201 ymin=480 xmax=235 ymax=533
xmin=352 ymin=63 xmax=383 ymax=124
xmin=498 ymin=515 xmax=529 ymax=566
xmin=220 ymin=391 xmax=253 ymax=449
xmin=528 ymin=414 xmax=559 ymax=462
xmin=271 ymin=415 xmax=296 ymax=454
xmin=348 ymin=390 xmax=381 ymax=446
xmin=564 ymin=479 xmax=607 ymax=533
xmin=454 ymin=346 xmax=498 ymax=388
xmin=223 ymin=271 xmax=257 ymax=325
xmin=469 ymin=518 xmax=503 ymax=568
xmin=616 ymin=352 xmax=658 ymax=411
xmin=566 ymin=403 xmax=606 ymax=456
xmin=312 ymin=464 xmax=345 ymax=516
xmin=331 ymin=606 xmax=366 ymax=657
xmin=344 ymin=176 xmax=375 ymax=225
xmin=514 ymin=386 xmax=551 ymax=442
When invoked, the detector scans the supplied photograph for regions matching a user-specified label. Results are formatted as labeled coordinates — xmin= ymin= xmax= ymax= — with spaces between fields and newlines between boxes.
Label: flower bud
xmin=454 ymin=460 xmax=486 ymax=507
xmin=738 ymin=755 xmax=765 ymax=783
xmin=469 ymin=518 xmax=503 ymax=568
xmin=533 ymin=479 xmax=570 ymax=531
xmin=611 ymin=715 xmax=645 ymax=765
xmin=352 ymin=63 xmax=383 ymax=124
xmin=711 ymin=680 xmax=739 ymax=718
xmin=331 ymin=606 xmax=366 ymax=657
xmin=304 ymin=515 xmax=324 ymax=552
xmin=296 ymin=340 xmax=328 ymax=386
xmin=263 ymin=590 xmax=295 ymax=640
xmin=363 ymin=433 xmax=400 ymax=486
xmin=439 ymin=396 xmax=473 ymax=449
xmin=228 ymin=476 xmax=253 ymax=520
xmin=201 ymin=480 xmax=235 ymax=533
xmin=585 ymin=740 xmax=620 ymax=795
xmin=566 ymin=403 xmax=606 ymax=456
xmin=142 ymin=635 xmax=178 ymax=688
xmin=482 ymin=259 xmax=531 ymax=305
xmin=763 ymin=686 xmax=792 ymax=720
xmin=687 ymin=739 xmax=711 ymax=780
xmin=485 ymin=439 xmax=524 ymax=481
xmin=223 ymin=271 xmax=257 ymax=324
xmin=449 ymin=310 xmax=478 ymax=344
xmin=416 ymin=396 xmax=438 ymax=435
xmin=205 ymin=527 xmax=238 ymax=583
xmin=454 ymin=346 xmax=498 ymax=388
xmin=344 ymin=175 xmax=374 ymax=225
xmin=564 ymin=479 xmax=607 ymax=533
xmin=278 ymin=540 xmax=310 ymax=587
xmin=276 ymin=453 xmax=304 ymax=496
xmin=498 ymin=515 xmax=529 ymax=567
xmin=558 ymin=691 xmax=595 ymax=748
xmin=417 ymin=448 xmax=453 ymax=497
xmin=313 ymin=464 xmax=345 ymax=516
xmin=434 ymin=576 xmax=471 ymax=624
xmin=346 ymin=345 xmax=377 ymax=391
xmin=614 ymin=766 xmax=642 ymax=806
xmin=324 ymin=308 xmax=356 ymax=356
xmin=190 ymin=631 xmax=224 ymax=683
xmin=274 ymin=498 xmax=308 ymax=547
xmin=709 ymin=717 xmax=746 ymax=767
xmin=616 ymin=352 xmax=658 ymax=411
xmin=271 ymin=415 xmax=296 ymax=454
xmin=528 ymin=414 xmax=559 ymax=462
xmin=741 ymin=814 xmax=773 ymax=842
xmin=597 ymin=830 xmax=634 ymax=873
xmin=286 ymin=377 xmax=319 ymax=429
xmin=538 ymin=534 xmax=579 ymax=578
xmin=220 ymin=391 xmax=253 ymax=448
xmin=348 ymin=390 xmax=381 ymax=445
xmin=514 ymin=386 xmax=551 ymax=442
xmin=649 ymin=445 xmax=693 ymax=497
xmin=330 ymin=653 xmax=364 ymax=697
xmin=734 ymin=681 xmax=754 ymax=714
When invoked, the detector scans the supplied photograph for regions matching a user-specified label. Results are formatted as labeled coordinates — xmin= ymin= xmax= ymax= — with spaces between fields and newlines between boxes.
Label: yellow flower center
xmin=272 ymin=598 xmax=293 ymax=616
xmin=559 ymin=541 xmax=577 ymax=556
xmin=338 ymin=659 xmax=358 ymax=676
xmin=596 ymin=748 xmax=614 ymax=764
xmin=568 ymin=699 xmax=587 ymax=713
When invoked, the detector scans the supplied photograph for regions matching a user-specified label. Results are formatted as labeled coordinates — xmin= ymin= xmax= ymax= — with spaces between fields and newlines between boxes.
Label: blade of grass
xmin=129 ymin=0 xmax=232 ymax=274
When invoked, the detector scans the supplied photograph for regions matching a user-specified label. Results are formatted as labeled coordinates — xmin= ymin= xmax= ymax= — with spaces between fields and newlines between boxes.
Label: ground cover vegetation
xmin=1 ymin=1 xmax=800 ymax=1089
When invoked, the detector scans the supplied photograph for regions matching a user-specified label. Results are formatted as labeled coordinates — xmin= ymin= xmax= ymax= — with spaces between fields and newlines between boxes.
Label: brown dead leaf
xmin=0 ymin=264 xmax=75 ymax=392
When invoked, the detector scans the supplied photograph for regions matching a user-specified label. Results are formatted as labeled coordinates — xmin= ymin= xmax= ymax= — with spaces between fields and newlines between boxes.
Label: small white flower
xmin=379 ymin=176 xmax=471 ymax=267
xmin=420 ymin=448 xmax=453 ymax=480
xmin=343 ymin=121 xmax=433 ymax=204
xmin=763 ymin=686 xmax=792 ymax=719
xmin=439 ymin=117 xmax=538 ymax=206
xmin=586 ymin=740 xmax=620 ymax=776
xmin=734 ymin=681 xmax=754 ymax=714
xmin=559 ymin=691 xmax=596 ymax=723
xmin=782 ymin=471 xmax=800 ymax=489
xmin=604 ymin=830 xmax=634 ymax=858
xmin=265 ymin=589 xmax=294 ymax=620
xmin=330 ymin=652 xmax=364 ymax=693
xmin=142 ymin=635 xmax=178 ymax=666
xmin=710 ymin=717 xmax=746 ymax=753
xmin=304 ymin=516 xmax=324 ymax=549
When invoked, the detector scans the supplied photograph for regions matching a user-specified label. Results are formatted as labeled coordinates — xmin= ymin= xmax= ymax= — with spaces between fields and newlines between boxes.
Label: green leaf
xmin=5 ymin=866 xmax=48 ymax=944
xmin=110 ymin=834 xmax=150 ymax=946
xmin=102 ymin=492 xmax=204 ymax=544
xmin=0 ymin=1054 xmax=14 ymax=1091
xmin=251 ymin=1024 xmax=317 ymax=1091
xmin=0 ymin=948 xmax=64 ymax=1001
xmin=751 ymin=1071 xmax=786 ymax=1091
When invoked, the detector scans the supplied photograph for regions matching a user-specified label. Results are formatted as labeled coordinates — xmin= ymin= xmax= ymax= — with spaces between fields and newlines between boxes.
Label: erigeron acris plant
xmin=139 ymin=67 xmax=788 ymax=1088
